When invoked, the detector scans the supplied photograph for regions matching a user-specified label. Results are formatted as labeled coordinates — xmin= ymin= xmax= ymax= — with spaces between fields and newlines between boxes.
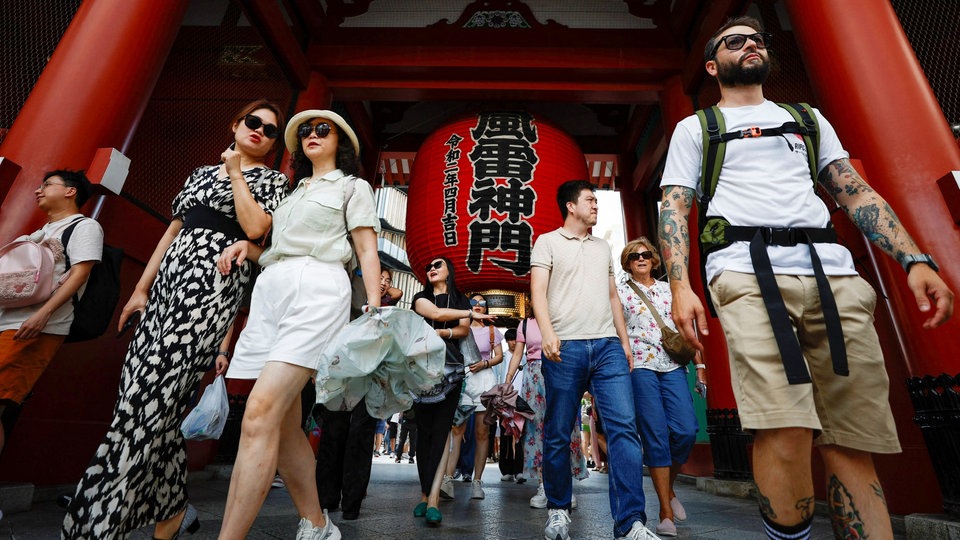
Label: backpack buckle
xmin=742 ymin=127 xmax=763 ymax=138
xmin=760 ymin=227 xmax=799 ymax=246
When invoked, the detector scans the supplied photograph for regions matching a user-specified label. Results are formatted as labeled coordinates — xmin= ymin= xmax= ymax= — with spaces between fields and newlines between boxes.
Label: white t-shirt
xmin=660 ymin=100 xmax=857 ymax=283
xmin=0 ymin=215 xmax=104 ymax=334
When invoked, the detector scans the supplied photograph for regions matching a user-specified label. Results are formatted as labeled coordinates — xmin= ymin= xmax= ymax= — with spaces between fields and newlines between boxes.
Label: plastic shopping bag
xmin=316 ymin=307 xmax=445 ymax=418
xmin=180 ymin=375 xmax=229 ymax=440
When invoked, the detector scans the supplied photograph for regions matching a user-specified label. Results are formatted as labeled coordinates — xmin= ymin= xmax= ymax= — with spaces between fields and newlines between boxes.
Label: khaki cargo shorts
xmin=709 ymin=271 xmax=900 ymax=454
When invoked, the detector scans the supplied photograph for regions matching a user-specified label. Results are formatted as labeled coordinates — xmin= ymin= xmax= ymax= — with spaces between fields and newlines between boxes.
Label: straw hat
xmin=284 ymin=109 xmax=360 ymax=156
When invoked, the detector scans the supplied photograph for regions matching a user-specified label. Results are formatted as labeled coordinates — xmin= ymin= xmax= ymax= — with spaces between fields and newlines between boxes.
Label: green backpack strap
xmin=695 ymin=105 xmax=726 ymax=208
xmin=694 ymin=106 xmax=726 ymax=317
xmin=777 ymin=102 xmax=820 ymax=184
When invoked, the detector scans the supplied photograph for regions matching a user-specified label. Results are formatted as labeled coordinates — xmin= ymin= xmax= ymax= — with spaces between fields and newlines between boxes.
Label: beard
xmin=716 ymin=54 xmax=770 ymax=86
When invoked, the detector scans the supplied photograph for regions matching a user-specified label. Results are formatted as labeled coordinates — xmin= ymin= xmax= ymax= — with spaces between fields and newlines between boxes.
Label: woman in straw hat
xmin=215 ymin=110 xmax=381 ymax=540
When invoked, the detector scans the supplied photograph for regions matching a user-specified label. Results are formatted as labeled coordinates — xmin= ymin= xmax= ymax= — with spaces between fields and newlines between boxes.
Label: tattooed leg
xmin=753 ymin=428 xmax=814 ymax=525
xmin=756 ymin=483 xmax=778 ymax=520
xmin=828 ymin=475 xmax=868 ymax=539
xmin=796 ymin=495 xmax=815 ymax=521
xmin=819 ymin=445 xmax=893 ymax=540
xmin=870 ymin=482 xmax=887 ymax=507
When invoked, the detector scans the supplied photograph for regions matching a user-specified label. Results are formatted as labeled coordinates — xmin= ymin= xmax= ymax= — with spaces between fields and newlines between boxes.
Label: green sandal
xmin=413 ymin=502 xmax=427 ymax=517
xmin=425 ymin=506 xmax=442 ymax=526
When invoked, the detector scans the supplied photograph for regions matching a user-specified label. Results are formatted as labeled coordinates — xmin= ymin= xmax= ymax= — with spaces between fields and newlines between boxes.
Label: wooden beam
xmin=309 ymin=45 xmax=684 ymax=71
xmin=631 ymin=122 xmax=665 ymax=192
xmin=239 ymin=0 xmax=311 ymax=88
xmin=291 ymin=0 xmax=326 ymax=36
xmin=323 ymin=80 xmax=662 ymax=104
xmin=342 ymin=101 xmax=380 ymax=183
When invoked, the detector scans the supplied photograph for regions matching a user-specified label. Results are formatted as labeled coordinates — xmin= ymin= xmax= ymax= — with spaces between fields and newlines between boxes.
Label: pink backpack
xmin=0 ymin=235 xmax=63 ymax=308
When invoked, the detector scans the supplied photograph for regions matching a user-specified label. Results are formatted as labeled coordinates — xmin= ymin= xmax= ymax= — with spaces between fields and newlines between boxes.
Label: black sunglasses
xmin=470 ymin=299 xmax=487 ymax=307
xmin=298 ymin=122 xmax=332 ymax=140
xmin=711 ymin=32 xmax=772 ymax=57
xmin=425 ymin=260 xmax=444 ymax=273
xmin=243 ymin=114 xmax=279 ymax=139
xmin=627 ymin=251 xmax=654 ymax=262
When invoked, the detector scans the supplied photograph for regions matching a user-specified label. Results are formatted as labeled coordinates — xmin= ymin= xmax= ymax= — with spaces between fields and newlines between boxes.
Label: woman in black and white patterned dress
xmin=61 ymin=100 xmax=289 ymax=540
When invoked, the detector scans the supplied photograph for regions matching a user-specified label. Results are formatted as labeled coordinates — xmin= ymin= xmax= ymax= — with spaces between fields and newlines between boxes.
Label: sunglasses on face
xmin=470 ymin=299 xmax=487 ymax=307
xmin=425 ymin=261 xmax=444 ymax=273
xmin=298 ymin=122 xmax=332 ymax=140
xmin=243 ymin=114 xmax=279 ymax=139
xmin=627 ymin=251 xmax=654 ymax=262
xmin=711 ymin=32 xmax=772 ymax=57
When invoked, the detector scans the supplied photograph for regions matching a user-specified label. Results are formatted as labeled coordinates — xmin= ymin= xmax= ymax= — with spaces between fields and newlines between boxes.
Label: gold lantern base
xmin=468 ymin=289 xmax=529 ymax=329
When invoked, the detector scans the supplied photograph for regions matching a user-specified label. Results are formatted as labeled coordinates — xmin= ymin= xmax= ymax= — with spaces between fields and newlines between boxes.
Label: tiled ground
xmin=2 ymin=454 xmax=905 ymax=539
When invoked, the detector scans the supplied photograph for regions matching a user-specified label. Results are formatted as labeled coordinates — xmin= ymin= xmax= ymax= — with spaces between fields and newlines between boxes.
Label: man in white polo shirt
xmin=530 ymin=180 xmax=658 ymax=540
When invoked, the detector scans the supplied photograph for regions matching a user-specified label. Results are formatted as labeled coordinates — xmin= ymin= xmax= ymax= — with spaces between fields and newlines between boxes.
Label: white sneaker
xmin=530 ymin=482 xmax=548 ymax=508
xmin=571 ymin=493 xmax=578 ymax=509
xmin=471 ymin=479 xmax=485 ymax=499
xmin=271 ymin=474 xmax=285 ymax=488
xmin=296 ymin=510 xmax=341 ymax=540
xmin=440 ymin=475 xmax=455 ymax=500
xmin=501 ymin=474 xmax=515 ymax=482
xmin=669 ymin=496 xmax=686 ymax=521
xmin=616 ymin=520 xmax=661 ymax=540
xmin=543 ymin=508 xmax=571 ymax=540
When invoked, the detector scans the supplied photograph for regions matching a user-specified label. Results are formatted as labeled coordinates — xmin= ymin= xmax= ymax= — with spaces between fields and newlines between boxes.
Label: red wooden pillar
xmin=660 ymin=75 xmax=747 ymax=479
xmin=0 ymin=0 xmax=191 ymax=241
xmin=786 ymin=0 xmax=960 ymax=515
xmin=784 ymin=0 xmax=960 ymax=375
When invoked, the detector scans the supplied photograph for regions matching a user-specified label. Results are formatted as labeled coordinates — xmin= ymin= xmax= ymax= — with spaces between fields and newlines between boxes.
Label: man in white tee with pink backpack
xmin=0 ymin=170 xmax=103 ymax=459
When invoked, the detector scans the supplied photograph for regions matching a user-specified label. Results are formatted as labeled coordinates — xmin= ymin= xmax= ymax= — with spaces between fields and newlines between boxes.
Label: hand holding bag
xmin=459 ymin=330 xmax=483 ymax=367
xmin=626 ymin=281 xmax=697 ymax=366
xmin=180 ymin=375 xmax=230 ymax=440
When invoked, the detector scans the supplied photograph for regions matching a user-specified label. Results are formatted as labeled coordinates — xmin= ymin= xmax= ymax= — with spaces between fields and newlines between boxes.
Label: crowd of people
xmin=0 ymin=14 xmax=953 ymax=540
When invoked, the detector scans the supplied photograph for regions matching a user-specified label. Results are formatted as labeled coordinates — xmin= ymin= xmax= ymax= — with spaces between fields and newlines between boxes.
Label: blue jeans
xmin=631 ymin=368 xmax=698 ymax=467
xmin=542 ymin=337 xmax=647 ymax=536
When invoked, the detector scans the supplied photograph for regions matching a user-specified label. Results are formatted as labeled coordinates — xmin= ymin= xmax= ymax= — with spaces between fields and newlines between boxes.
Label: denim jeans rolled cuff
xmin=541 ymin=337 xmax=648 ymax=535
xmin=631 ymin=367 xmax=699 ymax=468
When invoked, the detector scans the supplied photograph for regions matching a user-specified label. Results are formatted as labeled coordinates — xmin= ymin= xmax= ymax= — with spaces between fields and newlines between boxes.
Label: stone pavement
xmin=1 ymin=453 xmax=907 ymax=539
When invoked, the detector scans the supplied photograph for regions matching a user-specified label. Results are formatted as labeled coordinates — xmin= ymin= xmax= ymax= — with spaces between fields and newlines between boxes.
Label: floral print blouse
xmin=617 ymin=277 xmax=682 ymax=372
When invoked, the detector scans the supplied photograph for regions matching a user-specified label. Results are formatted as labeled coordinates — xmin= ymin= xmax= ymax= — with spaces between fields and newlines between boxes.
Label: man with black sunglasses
xmin=658 ymin=15 xmax=953 ymax=540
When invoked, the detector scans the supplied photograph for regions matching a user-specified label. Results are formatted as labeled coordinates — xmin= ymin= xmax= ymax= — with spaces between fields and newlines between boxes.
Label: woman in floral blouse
xmin=617 ymin=237 xmax=705 ymax=538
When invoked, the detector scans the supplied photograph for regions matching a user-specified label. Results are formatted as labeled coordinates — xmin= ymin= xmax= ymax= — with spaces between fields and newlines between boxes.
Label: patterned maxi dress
xmin=62 ymin=165 xmax=287 ymax=539
xmin=518 ymin=318 xmax=589 ymax=481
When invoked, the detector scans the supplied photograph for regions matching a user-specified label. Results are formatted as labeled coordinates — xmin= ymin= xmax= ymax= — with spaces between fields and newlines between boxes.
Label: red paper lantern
xmin=407 ymin=111 xmax=588 ymax=293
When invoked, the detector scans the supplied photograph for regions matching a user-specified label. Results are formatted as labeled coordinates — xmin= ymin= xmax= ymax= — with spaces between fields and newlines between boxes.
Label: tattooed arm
xmin=820 ymin=158 xmax=954 ymax=328
xmin=658 ymin=185 xmax=708 ymax=349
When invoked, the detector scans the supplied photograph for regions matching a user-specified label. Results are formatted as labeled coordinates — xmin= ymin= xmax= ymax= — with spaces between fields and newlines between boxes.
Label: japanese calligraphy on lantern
xmin=441 ymin=133 xmax=464 ymax=246
xmin=465 ymin=112 xmax=539 ymax=276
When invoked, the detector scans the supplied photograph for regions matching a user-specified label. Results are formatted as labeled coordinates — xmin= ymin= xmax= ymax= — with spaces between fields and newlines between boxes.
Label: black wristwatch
xmin=901 ymin=253 xmax=939 ymax=273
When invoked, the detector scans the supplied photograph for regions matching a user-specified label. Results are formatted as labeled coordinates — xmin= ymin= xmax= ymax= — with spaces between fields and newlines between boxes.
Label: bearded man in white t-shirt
xmin=658 ymin=15 xmax=953 ymax=540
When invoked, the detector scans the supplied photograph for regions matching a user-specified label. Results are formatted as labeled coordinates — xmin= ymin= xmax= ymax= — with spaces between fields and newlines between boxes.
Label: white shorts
xmin=464 ymin=366 xmax=498 ymax=412
xmin=227 ymin=257 xmax=349 ymax=379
